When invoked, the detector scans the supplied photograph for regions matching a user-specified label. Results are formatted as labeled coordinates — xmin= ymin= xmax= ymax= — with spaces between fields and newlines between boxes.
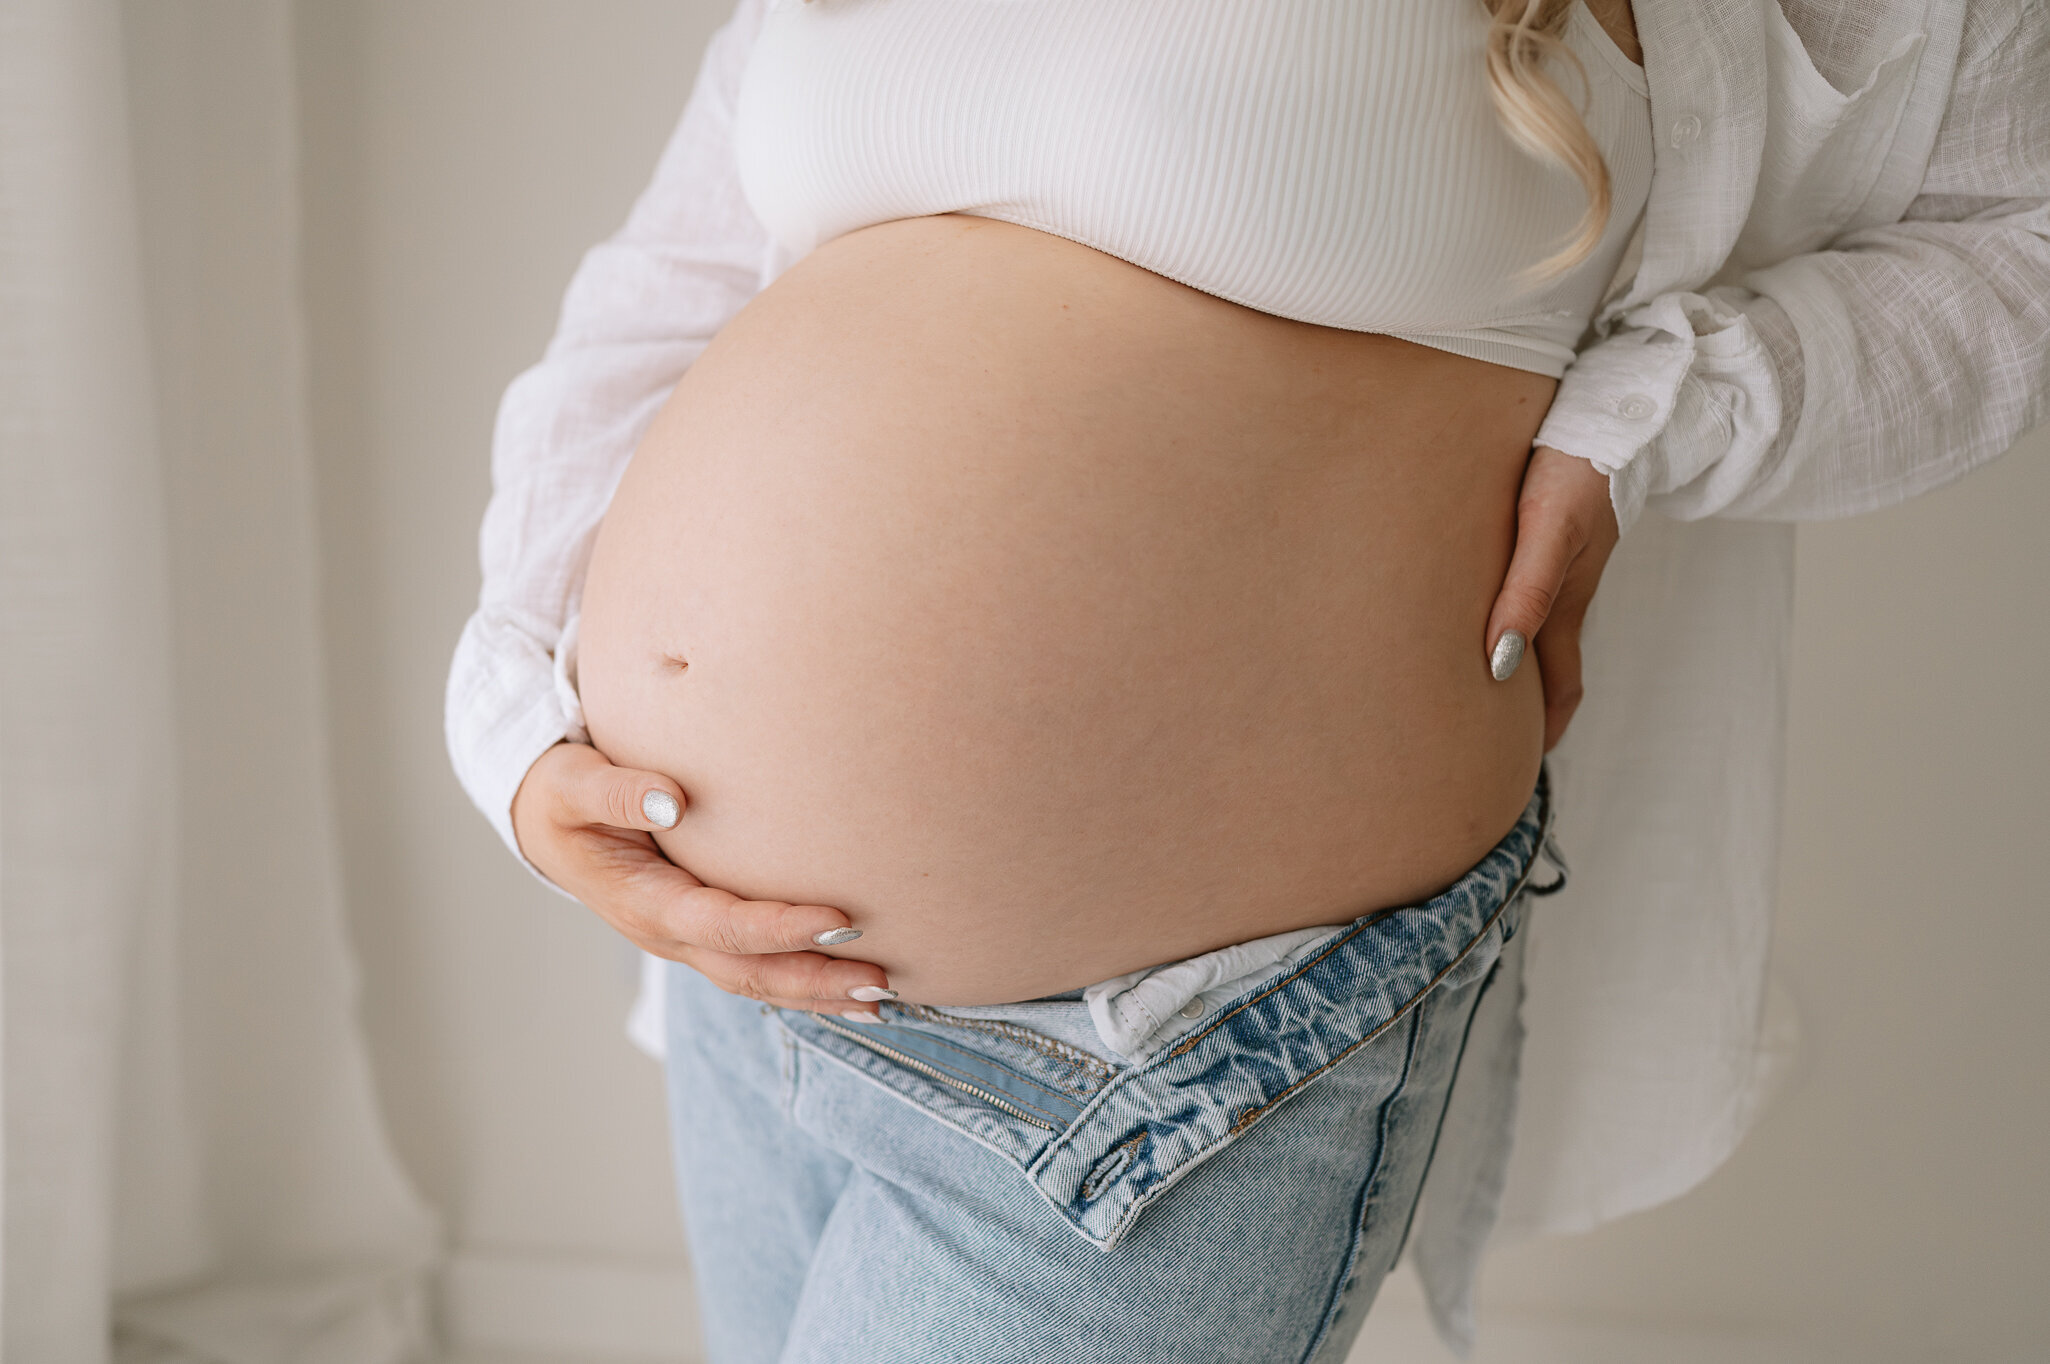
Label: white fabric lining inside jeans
xmin=933 ymin=921 xmax=1351 ymax=1066
xmin=1083 ymin=924 xmax=1351 ymax=1061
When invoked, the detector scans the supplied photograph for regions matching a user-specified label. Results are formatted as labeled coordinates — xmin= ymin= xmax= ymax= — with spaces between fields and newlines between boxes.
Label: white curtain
xmin=1 ymin=3 xmax=440 ymax=1361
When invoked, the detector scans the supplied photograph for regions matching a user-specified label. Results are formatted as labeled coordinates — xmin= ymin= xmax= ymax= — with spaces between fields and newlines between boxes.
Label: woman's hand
xmin=1484 ymin=444 xmax=1621 ymax=752
xmin=510 ymin=741 xmax=894 ymax=1015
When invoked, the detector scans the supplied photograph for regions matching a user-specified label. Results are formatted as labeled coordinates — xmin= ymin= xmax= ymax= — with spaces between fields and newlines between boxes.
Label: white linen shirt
xmin=445 ymin=0 xmax=2050 ymax=1241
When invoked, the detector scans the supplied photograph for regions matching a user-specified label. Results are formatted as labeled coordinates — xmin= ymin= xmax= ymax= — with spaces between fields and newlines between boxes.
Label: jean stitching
xmin=1298 ymin=1007 xmax=1424 ymax=1364
xmin=1219 ymin=903 xmax=1514 ymax=1137
xmin=1079 ymin=1133 xmax=1149 ymax=1204
xmin=1391 ymin=945 xmax=1507 ymax=1275
xmin=1172 ymin=913 xmax=1388 ymax=1063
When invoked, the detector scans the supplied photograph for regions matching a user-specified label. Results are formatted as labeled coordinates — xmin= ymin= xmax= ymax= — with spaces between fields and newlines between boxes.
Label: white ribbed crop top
xmin=732 ymin=0 xmax=1652 ymax=378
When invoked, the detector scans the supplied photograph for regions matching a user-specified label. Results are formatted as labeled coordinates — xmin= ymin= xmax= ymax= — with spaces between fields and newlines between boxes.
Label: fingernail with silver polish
xmin=841 ymin=1010 xmax=883 ymax=1024
xmin=1489 ymin=630 xmax=1527 ymax=683
xmin=642 ymin=790 xmax=680 ymax=829
xmin=848 ymin=985 xmax=898 ymax=1003
xmin=812 ymin=926 xmax=863 ymax=947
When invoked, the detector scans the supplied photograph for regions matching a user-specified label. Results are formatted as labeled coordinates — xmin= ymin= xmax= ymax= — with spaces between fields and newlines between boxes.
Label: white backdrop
xmin=3 ymin=3 xmax=437 ymax=1360
xmin=4 ymin=2 xmax=2046 ymax=1361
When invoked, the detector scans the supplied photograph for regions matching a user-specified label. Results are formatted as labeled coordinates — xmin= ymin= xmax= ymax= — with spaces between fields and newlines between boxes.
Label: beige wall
xmin=294 ymin=4 xmax=2050 ymax=1359
xmin=295 ymin=0 xmax=714 ymax=1269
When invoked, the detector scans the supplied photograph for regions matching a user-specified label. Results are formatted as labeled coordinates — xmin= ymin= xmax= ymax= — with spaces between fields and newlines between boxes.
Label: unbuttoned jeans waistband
xmin=780 ymin=764 xmax=1562 ymax=1249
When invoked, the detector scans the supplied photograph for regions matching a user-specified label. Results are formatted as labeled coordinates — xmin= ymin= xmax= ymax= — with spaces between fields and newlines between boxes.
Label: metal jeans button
xmin=1178 ymin=998 xmax=1207 ymax=1020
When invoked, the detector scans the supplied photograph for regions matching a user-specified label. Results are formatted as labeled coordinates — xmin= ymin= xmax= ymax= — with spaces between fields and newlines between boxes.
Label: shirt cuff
xmin=553 ymin=608 xmax=590 ymax=747
xmin=1532 ymin=290 xmax=1755 ymax=535
xmin=445 ymin=611 xmax=582 ymax=901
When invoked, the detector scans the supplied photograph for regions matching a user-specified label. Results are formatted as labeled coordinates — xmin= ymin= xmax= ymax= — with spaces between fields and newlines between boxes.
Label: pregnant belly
xmin=578 ymin=214 xmax=1549 ymax=1004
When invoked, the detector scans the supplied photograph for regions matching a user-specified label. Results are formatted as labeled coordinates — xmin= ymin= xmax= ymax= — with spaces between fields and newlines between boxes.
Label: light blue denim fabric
xmin=663 ymin=767 xmax=1564 ymax=1363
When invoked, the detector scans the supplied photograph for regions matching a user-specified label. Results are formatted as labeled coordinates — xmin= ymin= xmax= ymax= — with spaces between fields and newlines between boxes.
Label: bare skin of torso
xmin=578 ymin=0 xmax=1641 ymax=1008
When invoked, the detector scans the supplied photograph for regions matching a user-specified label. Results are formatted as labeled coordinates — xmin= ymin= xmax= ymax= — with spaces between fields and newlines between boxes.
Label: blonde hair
xmin=1483 ymin=0 xmax=1613 ymax=290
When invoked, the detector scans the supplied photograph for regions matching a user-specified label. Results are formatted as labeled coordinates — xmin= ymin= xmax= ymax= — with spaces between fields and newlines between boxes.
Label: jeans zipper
xmin=816 ymin=1015 xmax=1059 ymax=1132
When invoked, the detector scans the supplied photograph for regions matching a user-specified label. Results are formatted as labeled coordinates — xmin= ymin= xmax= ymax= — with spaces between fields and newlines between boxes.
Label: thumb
xmin=556 ymin=743 xmax=689 ymax=832
xmin=1484 ymin=501 xmax=1585 ymax=683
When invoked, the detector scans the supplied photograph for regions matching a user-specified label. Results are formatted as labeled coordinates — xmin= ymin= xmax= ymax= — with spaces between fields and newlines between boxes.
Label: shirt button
xmin=1178 ymin=998 xmax=1207 ymax=1020
xmin=1617 ymin=393 xmax=1657 ymax=420
xmin=1670 ymin=114 xmax=1703 ymax=148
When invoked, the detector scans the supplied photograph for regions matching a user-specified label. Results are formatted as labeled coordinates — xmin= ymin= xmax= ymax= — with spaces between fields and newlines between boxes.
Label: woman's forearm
xmin=447 ymin=0 xmax=774 ymax=864
xmin=1534 ymin=8 xmax=2050 ymax=534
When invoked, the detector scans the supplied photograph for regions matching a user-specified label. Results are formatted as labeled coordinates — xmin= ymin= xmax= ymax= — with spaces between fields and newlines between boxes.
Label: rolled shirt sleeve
xmin=444 ymin=0 xmax=773 ymax=880
xmin=1536 ymin=3 xmax=2050 ymax=534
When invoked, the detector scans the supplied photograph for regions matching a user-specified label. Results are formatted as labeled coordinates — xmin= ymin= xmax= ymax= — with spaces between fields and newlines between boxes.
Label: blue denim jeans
xmin=663 ymin=768 xmax=1562 ymax=1363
